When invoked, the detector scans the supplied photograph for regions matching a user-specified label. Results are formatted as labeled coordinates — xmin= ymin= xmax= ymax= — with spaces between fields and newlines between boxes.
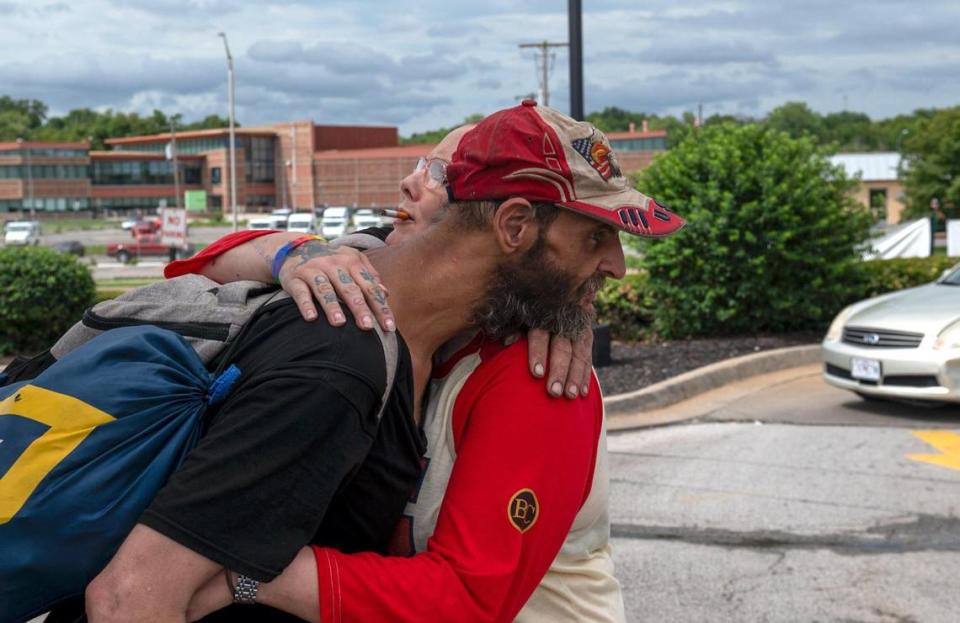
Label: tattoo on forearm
xmin=337 ymin=269 xmax=353 ymax=285
xmin=251 ymin=239 xmax=274 ymax=269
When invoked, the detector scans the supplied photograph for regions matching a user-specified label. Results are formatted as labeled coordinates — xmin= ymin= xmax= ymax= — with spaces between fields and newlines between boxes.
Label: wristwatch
xmin=225 ymin=568 xmax=260 ymax=605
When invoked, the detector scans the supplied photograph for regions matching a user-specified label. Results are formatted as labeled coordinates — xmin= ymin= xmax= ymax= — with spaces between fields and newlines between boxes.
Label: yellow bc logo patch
xmin=508 ymin=488 xmax=539 ymax=533
xmin=0 ymin=384 xmax=114 ymax=524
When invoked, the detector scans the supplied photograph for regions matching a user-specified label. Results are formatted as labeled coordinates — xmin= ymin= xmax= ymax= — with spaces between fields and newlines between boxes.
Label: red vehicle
xmin=130 ymin=219 xmax=162 ymax=237
xmin=107 ymin=234 xmax=194 ymax=264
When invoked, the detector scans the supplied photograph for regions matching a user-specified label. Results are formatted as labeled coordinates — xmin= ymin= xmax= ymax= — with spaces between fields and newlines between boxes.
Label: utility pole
xmin=519 ymin=40 xmax=568 ymax=108
xmin=219 ymin=32 xmax=238 ymax=231
xmin=16 ymin=138 xmax=35 ymax=218
xmin=568 ymin=0 xmax=583 ymax=120
xmin=169 ymin=121 xmax=181 ymax=210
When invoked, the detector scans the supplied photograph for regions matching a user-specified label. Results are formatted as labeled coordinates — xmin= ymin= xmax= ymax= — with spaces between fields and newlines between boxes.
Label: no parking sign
xmin=160 ymin=208 xmax=188 ymax=248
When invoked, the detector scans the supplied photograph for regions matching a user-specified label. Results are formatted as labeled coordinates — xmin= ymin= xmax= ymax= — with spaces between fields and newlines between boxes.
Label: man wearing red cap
xmin=90 ymin=103 xmax=682 ymax=623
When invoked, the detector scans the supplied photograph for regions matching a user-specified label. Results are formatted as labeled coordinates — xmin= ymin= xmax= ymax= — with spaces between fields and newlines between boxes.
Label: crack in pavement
xmin=611 ymin=514 xmax=960 ymax=556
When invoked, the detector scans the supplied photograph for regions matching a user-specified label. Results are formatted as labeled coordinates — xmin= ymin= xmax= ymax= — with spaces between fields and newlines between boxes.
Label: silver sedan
xmin=822 ymin=262 xmax=960 ymax=404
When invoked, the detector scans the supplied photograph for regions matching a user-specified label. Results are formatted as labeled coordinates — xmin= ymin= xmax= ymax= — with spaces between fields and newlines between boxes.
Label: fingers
xmin=572 ymin=327 xmax=595 ymax=397
xmin=332 ymin=267 xmax=376 ymax=330
xmin=352 ymin=259 xmax=396 ymax=332
xmin=546 ymin=334 xmax=575 ymax=399
xmin=277 ymin=244 xmax=396 ymax=331
xmin=309 ymin=274 xmax=347 ymax=326
xmin=285 ymin=277 xmax=322 ymax=322
xmin=527 ymin=328 xmax=549 ymax=378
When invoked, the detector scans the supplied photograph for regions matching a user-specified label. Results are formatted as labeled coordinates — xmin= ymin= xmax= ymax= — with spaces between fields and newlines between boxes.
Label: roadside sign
xmin=185 ymin=190 xmax=207 ymax=213
xmin=160 ymin=207 xmax=188 ymax=248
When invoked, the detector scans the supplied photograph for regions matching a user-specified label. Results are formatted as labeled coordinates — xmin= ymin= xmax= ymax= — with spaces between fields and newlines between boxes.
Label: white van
xmin=4 ymin=221 xmax=40 ymax=246
xmin=321 ymin=207 xmax=351 ymax=240
xmin=286 ymin=212 xmax=317 ymax=234
xmin=247 ymin=216 xmax=287 ymax=231
xmin=353 ymin=209 xmax=381 ymax=231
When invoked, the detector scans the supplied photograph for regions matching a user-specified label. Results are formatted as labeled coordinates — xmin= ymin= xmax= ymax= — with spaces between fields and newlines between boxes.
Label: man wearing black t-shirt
xmin=79 ymin=103 xmax=668 ymax=623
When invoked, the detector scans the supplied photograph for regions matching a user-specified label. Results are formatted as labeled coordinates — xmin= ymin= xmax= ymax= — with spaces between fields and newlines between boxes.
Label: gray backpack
xmin=51 ymin=273 xmax=399 ymax=419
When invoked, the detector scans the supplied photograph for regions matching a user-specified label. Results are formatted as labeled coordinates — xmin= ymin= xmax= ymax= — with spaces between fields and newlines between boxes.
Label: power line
xmin=518 ymin=40 xmax=568 ymax=107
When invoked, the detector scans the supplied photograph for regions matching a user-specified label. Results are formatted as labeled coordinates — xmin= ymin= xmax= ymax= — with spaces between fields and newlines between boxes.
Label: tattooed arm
xmin=194 ymin=232 xmax=394 ymax=331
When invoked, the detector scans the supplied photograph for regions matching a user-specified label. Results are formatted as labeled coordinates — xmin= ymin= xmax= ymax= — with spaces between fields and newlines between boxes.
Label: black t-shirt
xmin=46 ymin=298 xmax=424 ymax=623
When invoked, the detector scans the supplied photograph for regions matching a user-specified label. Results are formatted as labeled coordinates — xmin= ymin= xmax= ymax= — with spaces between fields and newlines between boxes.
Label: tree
xmin=901 ymin=106 xmax=960 ymax=221
xmin=0 ymin=96 xmax=47 ymax=129
xmin=765 ymin=101 xmax=825 ymax=142
xmin=635 ymin=123 xmax=871 ymax=337
xmin=401 ymin=114 xmax=483 ymax=145
xmin=822 ymin=111 xmax=878 ymax=151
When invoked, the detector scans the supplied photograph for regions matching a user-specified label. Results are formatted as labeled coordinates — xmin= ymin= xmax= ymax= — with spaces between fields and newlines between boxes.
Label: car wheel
xmin=116 ymin=250 xmax=131 ymax=264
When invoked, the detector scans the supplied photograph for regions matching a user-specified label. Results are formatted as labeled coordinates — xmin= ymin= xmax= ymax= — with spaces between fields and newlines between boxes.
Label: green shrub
xmin=850 ymin=256 xmax=958 ymax=302
xmin=0 ymin=247 xmax=95 ymax=355
xmin=636 ymin=122 xmax=872 ymax=338
xmin=595 ymin=272 xmax=654 ymax=340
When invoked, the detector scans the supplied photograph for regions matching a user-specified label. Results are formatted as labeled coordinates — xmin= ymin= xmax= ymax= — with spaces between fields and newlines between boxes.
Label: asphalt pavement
xmin=609 ymin=365 xmax=960 ymax=622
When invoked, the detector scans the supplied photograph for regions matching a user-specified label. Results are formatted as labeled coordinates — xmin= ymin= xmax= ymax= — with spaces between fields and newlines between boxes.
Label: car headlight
xmin=933 ymin=321 xmax=960 ymax=350
xmin=825 ymin=305 xmax=857 ymax=342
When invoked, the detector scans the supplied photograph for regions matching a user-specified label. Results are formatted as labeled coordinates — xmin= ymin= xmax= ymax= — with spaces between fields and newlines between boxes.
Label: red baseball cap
xmin=446 ymin=100 xmax=683 ymax=237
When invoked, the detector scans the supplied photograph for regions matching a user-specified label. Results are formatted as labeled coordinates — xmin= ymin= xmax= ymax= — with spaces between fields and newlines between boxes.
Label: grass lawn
xmin=41 ymin=218 xmax=123 ymax=234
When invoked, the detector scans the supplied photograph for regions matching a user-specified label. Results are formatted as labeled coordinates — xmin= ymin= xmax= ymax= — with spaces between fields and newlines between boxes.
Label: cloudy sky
xmin=2 ymin=0 xmax=958 ymax=134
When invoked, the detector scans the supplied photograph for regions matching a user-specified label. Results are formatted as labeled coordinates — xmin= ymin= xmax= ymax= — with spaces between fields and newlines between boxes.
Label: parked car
xmin=286 ymin=212 xmax=317 ymax=234
xmin=321 ymin=206 xmax=351 ymax=239
xmin=51 ymin=240 xmax=85 ymax=256
xmin=353 ymin=209 xmax=381 ymax=230
xmin=130 ymin=219 xmax=162 ymax=237
xmin=247 ymin=215 xmax=288 ymax=231
xmin=107 ymin=235 xmax=194 ymax=264
xmin=822 ymin=262 xmax=960 ymax=405
xmin=4 ymin=221 xmax=41 ymax=246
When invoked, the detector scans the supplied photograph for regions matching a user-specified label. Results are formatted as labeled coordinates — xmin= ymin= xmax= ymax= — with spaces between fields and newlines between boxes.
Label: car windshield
xmin=6 ymin=223 xmax=31 ymax=232
xmin=940 ymin=266 xmax=960 ymax=286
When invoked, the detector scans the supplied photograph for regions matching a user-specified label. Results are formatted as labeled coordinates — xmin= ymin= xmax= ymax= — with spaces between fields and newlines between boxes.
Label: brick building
xmin=0 ymin=121 xmax=667 ymax=217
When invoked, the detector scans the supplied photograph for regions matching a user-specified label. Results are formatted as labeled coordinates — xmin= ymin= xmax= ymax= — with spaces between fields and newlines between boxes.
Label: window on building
xmin=211 ymin=167 xmax=222 ymax=184
xmin=869 ymin=188 xmax=888 ymax=224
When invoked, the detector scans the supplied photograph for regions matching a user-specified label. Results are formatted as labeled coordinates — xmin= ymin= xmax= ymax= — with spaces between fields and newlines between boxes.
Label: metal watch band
xmin=233 ymin=573 xmax=260 ymax=605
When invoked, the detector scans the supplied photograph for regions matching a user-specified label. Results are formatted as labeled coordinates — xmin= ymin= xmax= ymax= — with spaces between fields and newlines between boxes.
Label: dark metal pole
xmin=568 ymin=0 xmax=583 ymax=120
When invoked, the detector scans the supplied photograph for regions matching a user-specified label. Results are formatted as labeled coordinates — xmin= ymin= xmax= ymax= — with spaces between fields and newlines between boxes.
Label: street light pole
xmin=17 ymin=138 xmax=35 ymax=218
xmin=219 ymin=32 xmax=238 ymax=232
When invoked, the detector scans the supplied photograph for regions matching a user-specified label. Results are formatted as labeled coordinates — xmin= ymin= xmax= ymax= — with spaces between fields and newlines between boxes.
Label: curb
xmin=602 ymin=343 xmax=821 ymax=417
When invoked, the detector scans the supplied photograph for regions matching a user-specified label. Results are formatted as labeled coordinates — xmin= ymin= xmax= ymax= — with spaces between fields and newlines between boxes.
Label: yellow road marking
xmin=908 ymin=431 xmax=960 ymax=472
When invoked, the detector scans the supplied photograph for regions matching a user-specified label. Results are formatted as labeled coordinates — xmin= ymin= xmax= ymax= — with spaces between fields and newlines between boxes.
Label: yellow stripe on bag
xmin=0 ymin=384 xmax=114 ymax=524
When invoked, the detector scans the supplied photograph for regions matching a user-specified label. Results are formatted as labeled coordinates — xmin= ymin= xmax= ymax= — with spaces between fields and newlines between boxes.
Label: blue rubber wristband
xmin=271 ymin=235 xmax=323 ymax=283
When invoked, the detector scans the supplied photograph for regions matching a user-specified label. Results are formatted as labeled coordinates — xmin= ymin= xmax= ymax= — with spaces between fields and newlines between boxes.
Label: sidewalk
xmin=603 ymin=344 xmax=821 ymax=430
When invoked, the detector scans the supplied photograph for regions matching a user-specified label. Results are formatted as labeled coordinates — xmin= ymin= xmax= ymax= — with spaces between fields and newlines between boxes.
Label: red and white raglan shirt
xmin=167 ymin=232 xmax=625 ymax=622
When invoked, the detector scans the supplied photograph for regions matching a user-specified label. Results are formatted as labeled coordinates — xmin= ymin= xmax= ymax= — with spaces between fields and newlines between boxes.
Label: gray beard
xmin=470 ymin=239 xmax=601 ymax=340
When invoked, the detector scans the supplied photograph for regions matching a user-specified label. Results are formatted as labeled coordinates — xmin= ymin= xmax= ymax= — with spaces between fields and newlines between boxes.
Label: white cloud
xmin=0 ymin=0 xmax=957 ymax=134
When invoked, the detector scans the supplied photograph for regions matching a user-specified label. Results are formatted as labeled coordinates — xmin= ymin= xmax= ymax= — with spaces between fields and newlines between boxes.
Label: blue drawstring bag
xmin=0 ymin=325 xmax=240 ymax=623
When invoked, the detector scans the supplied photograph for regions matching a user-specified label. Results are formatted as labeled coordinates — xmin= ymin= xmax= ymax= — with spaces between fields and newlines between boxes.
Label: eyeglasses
xmin=414 ymin=157 xmax=448 ymax=188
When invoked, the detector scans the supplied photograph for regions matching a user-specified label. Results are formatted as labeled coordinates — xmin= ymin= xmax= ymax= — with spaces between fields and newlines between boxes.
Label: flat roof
xmin=829 ymin=152 xmax=902 ymax=181
xmin=106 ymin=127 xmax=276 ymax=146
xmin=606 ymin=129 xmax=668 ymax=140
xmin=314 ymin=144 xmax=433 ymax=160
xmin=0 ymin=141 xmax=89 ymax=150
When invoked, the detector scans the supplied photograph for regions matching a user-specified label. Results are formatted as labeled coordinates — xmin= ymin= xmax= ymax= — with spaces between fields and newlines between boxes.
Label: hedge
xmin=596 ymin=256 xmax=958 ymax=341
xmin=0 ymin=246 xmax=95 ymax=355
